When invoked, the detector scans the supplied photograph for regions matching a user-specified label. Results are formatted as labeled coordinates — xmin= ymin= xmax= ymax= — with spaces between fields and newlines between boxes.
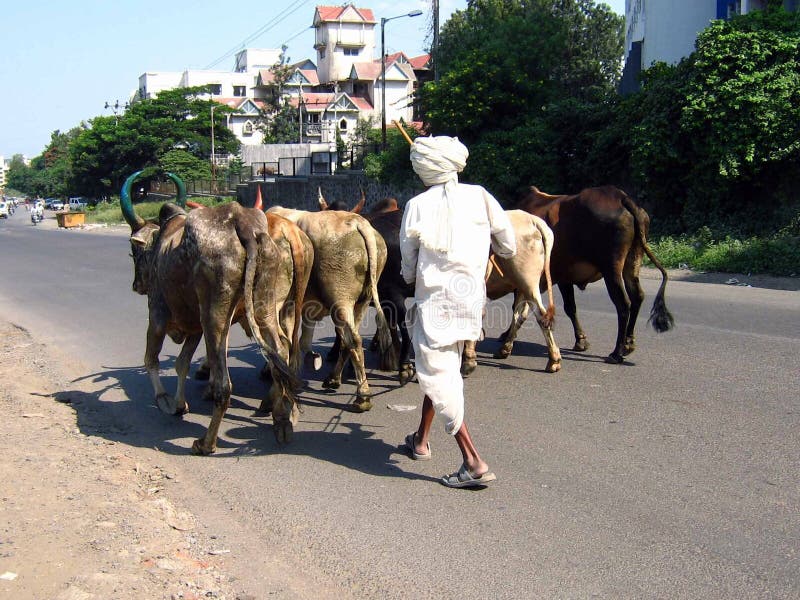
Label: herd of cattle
xmin=120 ymin=172 xmax=674 ymax=455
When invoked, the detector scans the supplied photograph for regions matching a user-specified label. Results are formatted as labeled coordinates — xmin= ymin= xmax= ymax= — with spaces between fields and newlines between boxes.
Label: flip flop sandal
xmin=404 ymin=432 xmax=431 ymax=461
xmin=441 ymin=464 xmax=497 ymax=488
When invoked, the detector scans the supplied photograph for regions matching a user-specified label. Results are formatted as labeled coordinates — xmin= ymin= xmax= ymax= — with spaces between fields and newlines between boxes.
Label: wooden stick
xmin=489 ymin=254 xmax=504 ymax=278
xmin=392 ymin=120 xmax=414 ymax=146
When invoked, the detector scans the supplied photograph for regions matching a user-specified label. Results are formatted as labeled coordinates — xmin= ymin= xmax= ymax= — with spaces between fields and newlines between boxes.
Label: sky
xmin=0 ymin=0 xmax=624 ymax=160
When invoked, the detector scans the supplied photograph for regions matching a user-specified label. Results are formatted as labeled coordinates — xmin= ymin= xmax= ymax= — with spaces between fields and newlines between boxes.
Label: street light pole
xmin=381 ymin=9 xmax=423 ymax=149
xmin=210 ymin=105 xmax=217 ymax=193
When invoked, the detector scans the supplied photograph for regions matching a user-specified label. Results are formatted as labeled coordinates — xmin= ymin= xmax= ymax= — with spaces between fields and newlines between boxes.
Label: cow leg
xmin=192 ymin=325 xmax=232 ymax=456
xmin=494 ymin=295 xmax=529 ymax=359
xmin=603 ymin=271 xmax=632 ymax=364
xmin=327 ymin=332 xmax=342 ymax=363
xmin=325 ymin=303 xmax=372 ymax=412
xmin=300 ymin=319 xmax=322 ymax=371
xmin=461 ymin=340 xmax=478 ymax=377
xmin=194 ymin=357 xmax=210 ymax=380
xmin=559 ymin=283 xmax=589 ymax=352
xmin=144 ymin=318 xmax=183 ymax=415
xmin=395 ymin=297 xmax=415 ymax=385
xmin=172 ymin=333 xmax=202 ymax=415
xmin=378 ymin=295 xmax=402 ymax=373
xmin=622 ymin=262 xmax=645 ymax=356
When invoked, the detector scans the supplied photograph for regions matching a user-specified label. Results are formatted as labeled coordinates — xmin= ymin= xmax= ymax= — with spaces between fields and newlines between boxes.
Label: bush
xmin=648 ymin=231 xmax=800 ymax=276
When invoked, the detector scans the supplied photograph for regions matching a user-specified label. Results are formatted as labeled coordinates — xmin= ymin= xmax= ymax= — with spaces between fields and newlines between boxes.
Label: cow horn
xmin=166 ymin=172 xmax=187 ymax=207
xmin=318 ymin=187 xmax=328 ymax=210
xmin=120 ymin=171 xmax=147 ymax=231
xmin=352 ymin=188 xmax=365 ymax=214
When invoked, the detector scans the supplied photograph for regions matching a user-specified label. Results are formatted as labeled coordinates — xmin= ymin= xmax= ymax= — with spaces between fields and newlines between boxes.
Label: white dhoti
xmin=412 ymin=317 xmax=465 ymax=436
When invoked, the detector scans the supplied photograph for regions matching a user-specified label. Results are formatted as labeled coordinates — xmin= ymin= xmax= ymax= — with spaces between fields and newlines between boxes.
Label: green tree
xmin=5 ymin=154 xmax=35 ymax=196
xmin=625 ymin=7 xmax=800 ymax=234
xmin=69 ymin=86 xmax=239 ymax=198
xmin=415 ymin=0 xmax=624 ymax=200
xmin=258 ymin=53 xmax=301 ymax=144
xmin=159 ymin=149 xmax=212 ymax=182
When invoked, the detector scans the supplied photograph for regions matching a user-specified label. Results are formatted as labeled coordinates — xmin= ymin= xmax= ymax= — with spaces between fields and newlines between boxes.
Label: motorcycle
xmin=31 ymin=211 xmax=43 ymax=225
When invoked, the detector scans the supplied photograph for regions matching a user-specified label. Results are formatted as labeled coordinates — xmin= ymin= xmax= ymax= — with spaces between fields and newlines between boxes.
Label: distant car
xmin=68 ymin=197 xmax=87 ymax=211
xmin=0 ymin=201 xmax=8 ymax=218
xmin=50 ymin=199 xmax=65 ymax=211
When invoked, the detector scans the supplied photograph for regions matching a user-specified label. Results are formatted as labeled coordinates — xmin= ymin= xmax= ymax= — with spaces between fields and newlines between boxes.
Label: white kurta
xmin=400 ymin=182 xmax=516 ymax=434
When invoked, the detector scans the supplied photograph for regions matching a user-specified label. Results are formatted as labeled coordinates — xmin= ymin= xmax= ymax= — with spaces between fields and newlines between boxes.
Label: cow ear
xmin=131 ymin=225 xmax=158 ymax=247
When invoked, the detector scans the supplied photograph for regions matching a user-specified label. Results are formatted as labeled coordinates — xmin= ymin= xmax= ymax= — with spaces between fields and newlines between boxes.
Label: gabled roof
xmin=408 ymin=54 xmax=431 ymax=70
xmin=287 ymin=68 xmax=320 ymax=86
xmin=257 ymin=65 xmax=320 ymax=87
xmin=287 ymin=91 xmax=373 ymax=113
xmin=349 ymin=62 xmax=382 ymax=81
xmin=213 ymin=98 xmax=266 ymax=112
xmin=314 ymin=5 xmax=376 ymax=25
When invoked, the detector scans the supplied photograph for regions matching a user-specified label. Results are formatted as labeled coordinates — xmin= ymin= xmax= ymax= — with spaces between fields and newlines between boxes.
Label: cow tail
xmin=356 ymin=220 xmax=394 ymax=364
xmin=531 ymin=214 xmax=556 ymax=329
xmin=284 ymin=223 xmax=310 ymax=372
xmin=241 ymin=229 xmax=301 ymax=401
xmin=620 ymin=193 xmax=675 ymax=333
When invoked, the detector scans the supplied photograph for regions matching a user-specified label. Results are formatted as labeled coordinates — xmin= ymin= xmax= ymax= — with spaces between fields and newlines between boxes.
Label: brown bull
xmin=122 ymin=175 xmax=305 ymax=453
xmin=268 ymin=206 xmax=391 ymax=411
xmin=462 ymin=210 xmax=561 ymax=375
xmin=517 ymin=185 xmax=674 ymax=363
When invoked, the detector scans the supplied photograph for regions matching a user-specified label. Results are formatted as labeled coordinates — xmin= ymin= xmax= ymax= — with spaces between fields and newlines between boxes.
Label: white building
xmin=135 ymin=4 xmax=429 ymax=153
xmin=620 ymin=0 xmax=798 ymax=93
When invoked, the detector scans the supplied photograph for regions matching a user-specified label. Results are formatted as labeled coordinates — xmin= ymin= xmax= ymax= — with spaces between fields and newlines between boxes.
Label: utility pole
xmin=433 ymin=0 xmax=440 ymax=82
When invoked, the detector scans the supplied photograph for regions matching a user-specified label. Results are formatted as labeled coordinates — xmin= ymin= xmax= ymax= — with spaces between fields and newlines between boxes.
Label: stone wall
xmin=238 ymin=172 xmax=423 ymax=212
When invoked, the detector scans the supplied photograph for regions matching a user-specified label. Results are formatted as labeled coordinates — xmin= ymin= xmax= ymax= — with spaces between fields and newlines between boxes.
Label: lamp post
xmin=210 ymin=104 xmax=217 ymax=193
xmin=104 ymin=100 xmax=128 ymax=126
xmin=381 ymin=9 xmax=423 ymax=148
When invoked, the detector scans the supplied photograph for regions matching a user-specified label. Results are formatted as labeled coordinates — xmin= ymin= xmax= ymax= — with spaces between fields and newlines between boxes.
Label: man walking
xmin=399 ymin=136 xmax=517 ymax=488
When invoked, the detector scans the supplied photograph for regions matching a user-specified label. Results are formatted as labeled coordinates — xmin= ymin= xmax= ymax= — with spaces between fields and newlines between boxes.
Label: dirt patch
xmin=0 ymin=322 xmax=247 ymax=600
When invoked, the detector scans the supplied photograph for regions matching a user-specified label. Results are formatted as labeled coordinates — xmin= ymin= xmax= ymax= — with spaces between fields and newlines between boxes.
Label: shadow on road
xmin=42 ymin=338 xmax=437 ymax=482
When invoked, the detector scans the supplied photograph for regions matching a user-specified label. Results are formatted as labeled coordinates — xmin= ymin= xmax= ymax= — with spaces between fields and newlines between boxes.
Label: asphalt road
xmin=1 ymin=209 xmax=798 ymax=598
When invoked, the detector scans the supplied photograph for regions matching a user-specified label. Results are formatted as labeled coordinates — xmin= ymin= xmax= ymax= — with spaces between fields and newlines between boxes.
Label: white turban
xmin=408 ymin=136 xmax=469 ymax=252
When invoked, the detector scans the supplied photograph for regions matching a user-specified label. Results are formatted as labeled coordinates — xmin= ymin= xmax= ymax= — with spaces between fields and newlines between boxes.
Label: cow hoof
xmin=322 ymin=376 xmax=341 ymax=390
xmin=351 ymin=397 xmax=373 ymax=412
xmin=461 ymin=361 xmax=476 ymax=378
xmin=605 ymin=352 xmax=624 ymax=364
xmin=155 ymin=393 xmax=186 ymax=416
xmin=623 ymin=338 xmax=636 ymax=355
xmin=194 ymin=365 xmax=210 ymax=381
xmin=274 ymin=421 xmax=293 ymax=444
xmin=191 ymin=439 xmax=216 ymax=455
xmin=493 ymin=345 xmax=512 ymax=359
xmin=545 ymin=359 xmax=562 ymax=373
xmin=573 ymin=337 xmax=589 ymax=352
xmin=398 ymin=363 xmax=416 ymax=386
xmin=257 ymin=399 xmax=272 ymax=414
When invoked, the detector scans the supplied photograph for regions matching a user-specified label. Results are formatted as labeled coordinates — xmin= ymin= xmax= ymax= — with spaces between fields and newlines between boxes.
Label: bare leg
xmin=411 ymin=396 xmax=436 ymax=457
xmin=453 ymin=421 xmax=490 ymax=477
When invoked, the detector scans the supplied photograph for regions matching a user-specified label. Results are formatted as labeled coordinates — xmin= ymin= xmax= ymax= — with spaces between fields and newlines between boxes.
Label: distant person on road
xmin=399 ymin=136 xmax=517 ymax=489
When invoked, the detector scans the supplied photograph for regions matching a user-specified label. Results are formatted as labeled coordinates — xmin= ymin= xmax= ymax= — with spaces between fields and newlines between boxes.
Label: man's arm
xmin=483 ymin=189 xmax=517 ymax=258
xmin=399 ymin=201 xmax=420 ymax=285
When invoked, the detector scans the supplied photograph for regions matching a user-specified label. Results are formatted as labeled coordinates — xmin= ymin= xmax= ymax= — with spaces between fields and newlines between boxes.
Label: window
xmin=233 ymin=85 xmax=246 ymax=97
xmin=320 ymin=49 xmax=326 ymax=59
xmin=339 ymin=118 xmax=348 ymax=131
xmin=209 ymin=84 xmax=222 ymax=95
xmin=243 ymin=121 xmax=253 ymax=135
xmin=343 ymin=47 xmax=359 ymax=57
